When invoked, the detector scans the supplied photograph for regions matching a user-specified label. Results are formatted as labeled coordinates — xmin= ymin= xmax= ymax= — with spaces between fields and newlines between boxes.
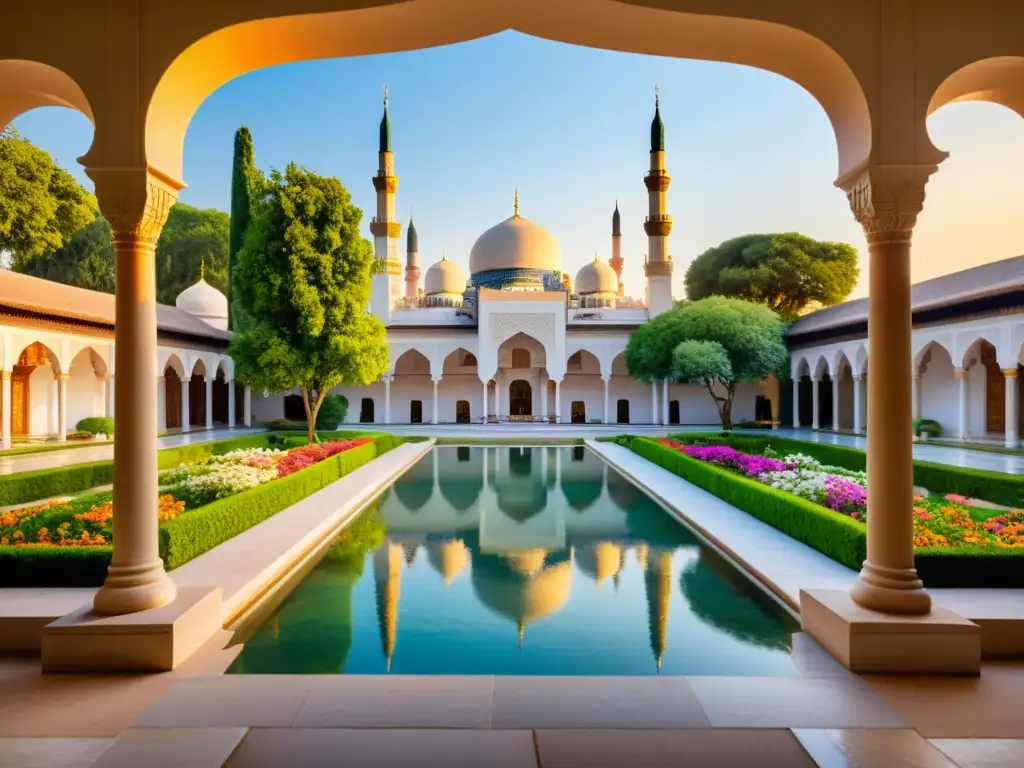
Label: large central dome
xmin=469 ymin=195 xmax=562 ymax=290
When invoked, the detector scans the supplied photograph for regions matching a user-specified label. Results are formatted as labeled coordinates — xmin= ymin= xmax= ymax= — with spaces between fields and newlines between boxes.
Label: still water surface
xmin=228 ymin=446 xmax=800 ymax=676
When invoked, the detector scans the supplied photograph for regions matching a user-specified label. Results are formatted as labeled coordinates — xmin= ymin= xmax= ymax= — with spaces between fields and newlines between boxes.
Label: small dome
xmin=575 ymin=257 xmax=618 ymax=296
xmin=469 ymin=196 xmax=561 ymax=278
xmin=424 ymin=255 xmax=465 ymax=296
xmin=175 ymin=276 xmax=228 ymax=330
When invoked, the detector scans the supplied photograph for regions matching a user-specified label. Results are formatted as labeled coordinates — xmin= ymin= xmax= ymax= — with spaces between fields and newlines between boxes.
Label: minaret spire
xmin=610 ymin=200 xmax=623 ymax=297
xmin=644 ymin=87 xmax=672 ymax=314
xmin=513 ymin=187 xmax=520 ymax=218
xmin=404 ymin=213 xmax=419 ymax=302
xmin=370 ymin=87 xmax=401 ymax=321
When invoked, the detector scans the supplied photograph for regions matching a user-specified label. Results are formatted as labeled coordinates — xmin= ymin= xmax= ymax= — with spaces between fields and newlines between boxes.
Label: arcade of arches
xmin=7 ymin=2 xmax=1024 ymax=636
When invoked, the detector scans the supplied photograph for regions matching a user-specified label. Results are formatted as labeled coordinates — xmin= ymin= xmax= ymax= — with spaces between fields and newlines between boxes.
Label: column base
xmin=43 ymin=586 xmax=221 ymax=673
xmin=93 ymin=560 xmax=178 ymax=615
xmin=850 ymin=561 xmax=931 ymax=615
xmin=801 ymin=589 xmax=980 ymax=675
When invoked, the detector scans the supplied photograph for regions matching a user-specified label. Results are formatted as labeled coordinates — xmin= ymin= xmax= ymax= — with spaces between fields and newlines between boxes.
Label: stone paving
xmin=0 ymin=427 xmax=266 ymax=476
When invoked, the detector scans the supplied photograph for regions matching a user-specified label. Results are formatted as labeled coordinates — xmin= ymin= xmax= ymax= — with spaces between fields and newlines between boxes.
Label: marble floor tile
xmin=491 ymin=676 xmax=710 ymax=729
xmin=536 ymin=729 xmax=816 ymax=768
xmin=225 ymin=728 xmax=537 ymax=768
xmin=292 ymin=675 xmax=493 ymax=728
xmin=0 ymin=738 xmax=112 ymax=768
xmin=133 ymin=676 xmax=314 ymax=728
xmin=792 ymin=729 xmax=958 ymax=767
xmin=91 ymin=728 xmax=247 ymax=768
xmin=687 ymin=676 xmax=906 ymax=729
xmin=929 ymin=738 xmax=1024 ymax=767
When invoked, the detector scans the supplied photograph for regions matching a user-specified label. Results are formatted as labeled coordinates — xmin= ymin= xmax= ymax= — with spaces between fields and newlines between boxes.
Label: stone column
xmin=1005 ymin=369 xmax=1020 ymax=449
xmin=661 ymin=379 xmax=669 ymax=425
xmin=955 ymin=369 xmax=969 ymax=440
xmin=554 ymin=379 xmax=562 ymax=423
xmin=495 ymin=372 xmax=502 ymax=420
xmin=181 ymin=379 xmax=191 ymax=432
xmin=651 ymin=381 xmax=658 ymax=426
xmin=243 ymin=386 xmax=252 ymax=427
xmin=156 ymin=376 xmax=166 ymax=433
xmin=832 ymin=375 xmax=841 ymax=431
xmin=1 ymin=371 xmax=10 ymax=450
xmin=792 ymin=378 xmax=801 ymax=428
xmin=91 ymin=169 xmax=178 ymax=615
xmin=539 ymin=373 xmax=548 ymax=420
xmin=227 ymin=382 xmax=236 ymax=428
xmin=107 ymin=375 xmax=115 ymax=420
xmin=603 ymin=376 xmax=610 ymax=424
xmin=99 ymin=373 xmax=112 ymax=419
xmin=49 ymin=377 xmax=59 ymax=435
xmin=383 ymin=375 xmax=391 ymax=424
xmin=911 ymin=374 xmax=922 ymax=423
xmin=432 ymin=379 xmax=439 ymax=425
xmin=842 ymin=163 xmax=936 ymax=616
xmin=853 ymin=374 xmax=864 ymax=434
xmin=204 ymin=376 xmax=213 ymax=430
xmin=481 ymin=379 xmax=488 ymax=425
xmin=810 ymin=377 xmax=820 ymax=430
xmin=56 ymin=373 xmax=69 ymax=441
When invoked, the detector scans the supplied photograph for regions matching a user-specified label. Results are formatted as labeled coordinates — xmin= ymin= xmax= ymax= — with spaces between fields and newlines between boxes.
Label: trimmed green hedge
xmin=632 ymin=437 xmax=867 ymax=569
xmin=76 ymin=417 xmax=114 ymax=436
xmin=671 ymin=432 xmax=1024 ymax=508
xmin=0 ymin=546 xmax=113 ymax=587
xmin=159 ymin=434 xmax=401 ymax=569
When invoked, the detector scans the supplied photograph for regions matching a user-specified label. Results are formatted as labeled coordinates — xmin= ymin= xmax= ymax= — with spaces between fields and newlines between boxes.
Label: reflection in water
xmin=229 ymin=446 xmax=799 ymax=676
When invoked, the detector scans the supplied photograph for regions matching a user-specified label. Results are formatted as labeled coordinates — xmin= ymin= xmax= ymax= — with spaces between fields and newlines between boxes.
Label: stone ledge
xmin=801 ymin=589 xmax=981 ymax=675
xmin=41 ymin=586 xmax=221 ymax=673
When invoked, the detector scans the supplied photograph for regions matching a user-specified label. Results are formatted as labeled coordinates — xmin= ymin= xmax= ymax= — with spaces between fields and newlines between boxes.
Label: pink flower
xmin=944 ymin=493 xmax=968 ymax=505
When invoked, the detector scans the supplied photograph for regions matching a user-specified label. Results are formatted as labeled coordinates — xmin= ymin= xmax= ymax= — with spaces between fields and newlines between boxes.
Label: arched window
xmin=456 ymin=400 xmax=471 ymax=423
xmin=462 ymin=353 xmax=477 ymax=367
xmin=512 ymin=348 xmax=531 ymax=369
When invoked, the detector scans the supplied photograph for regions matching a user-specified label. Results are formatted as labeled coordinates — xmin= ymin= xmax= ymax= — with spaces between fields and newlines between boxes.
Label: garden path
xmin=0 ymin=428 xmax=267 ymax=477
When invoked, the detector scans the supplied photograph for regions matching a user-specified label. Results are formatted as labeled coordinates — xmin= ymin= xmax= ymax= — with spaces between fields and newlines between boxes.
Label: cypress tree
xmin=228 ymin=126 xmax=256 ymax=330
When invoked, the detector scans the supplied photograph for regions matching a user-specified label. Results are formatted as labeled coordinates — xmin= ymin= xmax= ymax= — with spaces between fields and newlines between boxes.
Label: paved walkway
xmin=765 ymin=427 xmax=1024 ymax=475
xmin=0 ymin=428 xmax=266 ymax=476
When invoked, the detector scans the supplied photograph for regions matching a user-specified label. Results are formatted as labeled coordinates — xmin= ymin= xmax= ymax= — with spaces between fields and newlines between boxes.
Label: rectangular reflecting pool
xmin=227 ymin=445 xmax=801 ymax=676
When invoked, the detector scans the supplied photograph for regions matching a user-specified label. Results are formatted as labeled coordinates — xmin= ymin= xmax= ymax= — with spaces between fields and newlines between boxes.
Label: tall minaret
xmin=644 ymin=86 xmax=673 ymax=315
xmin=405 ymin=215 xmax=419 ymax=301
xmin=609 ymin=200 xmax=624 ymax=297
xmin=370 ymin=86 xmax=402 ymax=324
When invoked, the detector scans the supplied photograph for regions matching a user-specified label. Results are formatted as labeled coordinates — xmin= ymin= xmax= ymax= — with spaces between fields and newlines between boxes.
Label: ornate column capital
xmin=0 ymin=371 xmax=10 ymax=381
xmin=98 ymin=373 xmax=111 ymax=382
xmin=911 ymin=374 xmax=922 ymax=381
xmin=84 ymin=166 xmax=183 ymax=245
xmin=835 ymin=163 xmax=939 ymax=245
xmin=55 ymin=373 xmax=72 ymax=383
xmin=1004 ymin=368 xmax=1020 ymax=379
xmin=954 ymin=368 xmax=969 ymax=380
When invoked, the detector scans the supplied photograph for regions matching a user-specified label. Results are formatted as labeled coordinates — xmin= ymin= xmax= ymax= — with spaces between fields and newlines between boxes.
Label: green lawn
xmin=0 ymin=439 xmax=112 ymax=458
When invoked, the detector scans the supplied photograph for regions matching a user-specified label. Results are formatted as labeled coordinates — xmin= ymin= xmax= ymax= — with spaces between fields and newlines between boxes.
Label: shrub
xmin=914 ymin=419 xmax=942 ymax=438
xmin=631 ymin=437 xmax=867 ymax=569
xmin=66 ymin=431 xmax=94 ymax=441
xmin=76 ymin=417 xmax=114 ymax=436
xmin=0 ymin=460 xmax=115 ymax=508
xmin=160 ymin=440 xmax=385 ymax=569
xmin=316 ymin=394 xmax=349 ymax=429
xmin=0 ymin=546 xmax=112 ymax=587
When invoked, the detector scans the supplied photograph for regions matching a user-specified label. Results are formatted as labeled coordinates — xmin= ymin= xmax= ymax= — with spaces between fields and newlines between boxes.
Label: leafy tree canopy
xmin=155 ymin=203 xmax=230 ymax=305
xmin=228 ymin=163 xmax=388 ymax=442
xmin=0 ymin=126 xmax=96 ymax=266
xmin=17 ymin=216 xmax=114 ymax=292
xmin=626 ymin=297 xmax=788 ymax=429
xmin=684 ymin=232 xmax=859 ymax=319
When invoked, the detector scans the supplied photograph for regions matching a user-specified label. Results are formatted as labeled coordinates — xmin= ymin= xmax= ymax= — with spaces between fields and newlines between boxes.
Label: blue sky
xmin=13 ymin=31 xmax=1024 ymax=300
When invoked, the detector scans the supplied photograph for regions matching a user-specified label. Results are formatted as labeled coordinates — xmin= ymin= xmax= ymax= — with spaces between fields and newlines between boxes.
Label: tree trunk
xmin=300 ymin=387 xmax=316 ymax=445
xmin=720 ymin=400 xmax=733 ymax=431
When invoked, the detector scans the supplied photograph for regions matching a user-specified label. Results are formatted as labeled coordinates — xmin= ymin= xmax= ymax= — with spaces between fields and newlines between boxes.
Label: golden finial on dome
xmin=513 ymin=187 xmax=520 ymax=218
xmin=199 ymin=257 xmax=205 ymax=281
xmin=383 ymin=83 xmax=389 ymax=110
xmin=654 ymin=84 xmax=659 ymax=107
xmin=594 ymin=250 xmax=599 ymax=262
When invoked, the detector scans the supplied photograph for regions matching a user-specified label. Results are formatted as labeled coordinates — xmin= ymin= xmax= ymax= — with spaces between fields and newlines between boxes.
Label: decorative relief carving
xmin=369 ymin=220 xmax=402 ymax=239
xmin=490 ymin=313 xmax=555 ymax=352
xmin=88 ymin=167 xmax=182 ymax=245
xmin=644 ymin=172 xmax=671 ymax=192
xmin=838 ymin=164 xmax=937 ymax=244
xmin=644 ymin=260 xmax=674 ymax=277
xmin=643 ymin=218 xmax=672 ymax=237
xmin=372 ymin=175 xmax=399 ymax=193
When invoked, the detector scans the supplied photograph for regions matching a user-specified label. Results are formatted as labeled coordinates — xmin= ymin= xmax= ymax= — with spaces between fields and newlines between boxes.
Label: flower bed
xmin=0 ymin=434 xmax=389 ymax=586
xmin=631 ymin=435 xmax=1024 ymax=587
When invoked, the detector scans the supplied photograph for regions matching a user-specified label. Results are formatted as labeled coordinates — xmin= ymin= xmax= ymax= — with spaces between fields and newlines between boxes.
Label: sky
xmin=12 ymin=31 xmax=1024 ymax=301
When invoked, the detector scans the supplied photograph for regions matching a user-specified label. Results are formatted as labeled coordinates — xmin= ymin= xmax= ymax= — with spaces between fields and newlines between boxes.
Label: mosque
xmin=253 ymin=90 xmax=774 ymax=427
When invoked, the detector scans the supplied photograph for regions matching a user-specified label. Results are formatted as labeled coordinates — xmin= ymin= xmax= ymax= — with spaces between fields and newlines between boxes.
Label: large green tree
xmin=229 ymin=163 xmax=388 ymax=443
xmin=626 ymin=297 xmax=788 ymax=429
xmin=684 ymin=233 xmax=858 ymax=319
xmin=228 ymin=126 xmax=258 ymax=330
xmin=18 ymin=216 xmax=115 ymax=292
xmin=0 ymin=126 xmax=96 ymax=266
xmin=155 ymin=203 xmax=230 ymax=305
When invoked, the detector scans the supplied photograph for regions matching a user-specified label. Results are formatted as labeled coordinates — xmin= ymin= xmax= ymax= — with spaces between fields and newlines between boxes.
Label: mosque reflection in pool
xmin=228 ymin=446 xmax=800 ymax=676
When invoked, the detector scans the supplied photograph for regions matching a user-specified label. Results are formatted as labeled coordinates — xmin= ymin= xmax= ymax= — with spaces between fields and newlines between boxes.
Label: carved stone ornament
xmin=490 ymin=313 xmax=555 ymax=353
xmin=644 ymin=260 xmax=674 ymax=277
xmin=643 ymin=218 xmax=673 ymax=237
xmin=372 ymin=174 xmax=399 ymax=193
xmin=837 ymin=164 xmax=937 ymax=244
xmin=85 ymin=166 xmax=182 ymax=245
xmin=644 ymin=172 xmax=672 ymax=193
